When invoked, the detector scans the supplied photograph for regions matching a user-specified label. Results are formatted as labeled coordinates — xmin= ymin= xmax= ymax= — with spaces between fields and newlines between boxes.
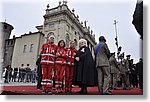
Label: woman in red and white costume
xmin=55 ymin=40 xmax=67 ymax=93
xmin=65 ymin=41 xmax=77 ymax=93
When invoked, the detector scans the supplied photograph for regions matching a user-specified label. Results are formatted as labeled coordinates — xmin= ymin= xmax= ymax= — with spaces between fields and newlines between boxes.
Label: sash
xmin=96 ymin=42 xmax=104 ymax=56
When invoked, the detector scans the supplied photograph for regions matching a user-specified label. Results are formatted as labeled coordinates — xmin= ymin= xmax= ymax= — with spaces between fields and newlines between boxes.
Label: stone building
xmin=0 ymin=22 xmax=14 ymax=68
xmin=3 ymin=36 xmax=16 ymax=68
xmin=11 ymin=32 xmax=44 ymax=69
xmin=10 ymin=1 xmax=96 ymax=69
xmin=36 ymin=1 xmax=96 ymax=49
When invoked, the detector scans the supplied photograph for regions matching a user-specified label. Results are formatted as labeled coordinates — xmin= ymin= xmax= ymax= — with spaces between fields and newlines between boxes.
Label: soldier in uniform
xmin=131 ymin=62 xmax=138 ymax=88
xmin=136 ymin=58 xmax=143 ymax=89
xmin=40 ymin=35 xmax=57 ymax=94
xmin=65 ymin=41 xmax=77 ymax=93
xmin=119 ymin=53 xmax=130 ymax=90
xmin=55 ymin=40 xmax=67 ymax=93
xmin=109 ymin=52 xmax=118 ymax=90
xmin=94 ymin=36 xmax=111 ymax=95
xmin=125 ymin=55 xmax=131 ymax=89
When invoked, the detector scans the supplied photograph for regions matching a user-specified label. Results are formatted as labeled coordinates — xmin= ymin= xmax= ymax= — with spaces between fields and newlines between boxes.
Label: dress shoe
xmin=103 ymin=92 xmax=112 ymax=95
xmin=37 ymin=86 xmax=42 ymax=90
xmin=77 ymin=90 xmax=83 ymax=93
xmin=47 ymin=90 xmax=52 ymax=94
xmin=42 ymin=90 xmax=46 ymax=94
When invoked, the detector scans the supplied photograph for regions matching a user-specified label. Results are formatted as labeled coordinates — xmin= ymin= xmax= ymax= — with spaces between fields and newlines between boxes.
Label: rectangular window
xmin=30 ymin=44 xmax=34 ymax=52
xmin=4 ymin=25 xmax=7 ymax=29
xmin=49 ymin=23 xmax=54 ymax=29
xmin=11 ymin=40 xmax=13 ymax=45
xmin=23 ymin=45 xmax=27 ymax=53
xmin=75 ymin=31 xmax=77 ymax=35
xmin=7 ymin=41 xmax=10 ymax=45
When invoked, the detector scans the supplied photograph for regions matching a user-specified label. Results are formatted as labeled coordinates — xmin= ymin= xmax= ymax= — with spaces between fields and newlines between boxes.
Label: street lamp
xmin=113 ymin=20 xmax=122 ymax=60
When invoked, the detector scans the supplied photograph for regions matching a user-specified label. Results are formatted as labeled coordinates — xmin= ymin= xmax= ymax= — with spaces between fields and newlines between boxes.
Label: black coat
xmin=136 ymin=61 xmax=143 ymax=76
xmin=36 ymin=56 xmax=42 ymax=77
xmin=73 ymin=46 xmax=98 ymax=86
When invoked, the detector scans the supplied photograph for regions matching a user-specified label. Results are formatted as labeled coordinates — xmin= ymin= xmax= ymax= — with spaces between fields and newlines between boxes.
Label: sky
xmin=0 ymin=0 xmax=142 ymax=63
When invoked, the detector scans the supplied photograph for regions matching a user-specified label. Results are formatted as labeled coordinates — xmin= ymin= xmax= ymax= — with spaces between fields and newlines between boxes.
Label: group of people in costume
xmin=36 ymin=35 xmax=97 ymax=94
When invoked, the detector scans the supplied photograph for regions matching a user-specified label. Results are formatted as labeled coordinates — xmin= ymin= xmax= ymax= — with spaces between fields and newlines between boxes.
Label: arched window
xmin=74 ymin=39 xmax=77 ymax=47
xmin=79 ymin=35 xmax=82 ymax=40
xmin=66 ymin=33 xmax=70 ymax=47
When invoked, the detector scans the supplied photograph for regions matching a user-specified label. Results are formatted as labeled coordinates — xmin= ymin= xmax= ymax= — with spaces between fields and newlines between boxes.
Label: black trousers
xmin=37 ymin=66 xmax=42 ymax=88
xmin=139 ymin=75 xmax=143 ymax=89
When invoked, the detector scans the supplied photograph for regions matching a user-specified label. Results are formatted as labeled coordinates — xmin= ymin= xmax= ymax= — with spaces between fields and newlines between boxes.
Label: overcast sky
xmin=0 ymin=0 xmax=142 ymax=63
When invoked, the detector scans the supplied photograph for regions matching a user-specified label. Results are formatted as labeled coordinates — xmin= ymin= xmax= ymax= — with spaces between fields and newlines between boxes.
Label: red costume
xmin=55 ymin=46 xmax=67 ymax=92
xmin=40 ymin=42 xmax=57 ymax=92
xmin=65 ymin=47 xmax=77 ymax=92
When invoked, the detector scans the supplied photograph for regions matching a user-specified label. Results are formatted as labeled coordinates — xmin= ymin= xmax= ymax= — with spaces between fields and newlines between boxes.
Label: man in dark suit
xmin=136 ymin=58 xmax=143 ymax=89
xmin=36 ymin=55 xmax=42 ymax=90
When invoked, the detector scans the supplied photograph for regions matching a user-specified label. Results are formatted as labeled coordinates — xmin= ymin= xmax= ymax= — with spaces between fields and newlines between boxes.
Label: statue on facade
xmin=84 ymin=21 xmax=87 ymax=27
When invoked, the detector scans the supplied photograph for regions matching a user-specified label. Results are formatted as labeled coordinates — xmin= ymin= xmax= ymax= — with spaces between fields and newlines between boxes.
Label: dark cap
xmin=126 ymin=55 xmax=131 ymax=57
xmin=110 ymin=52 xmax=115 ymax=56
xmin=99 ymin=36 xmax=106 ymax=42
xmin=139 ymin=58 xmax=143 ymax=61
xmin=119 ymin=53 xmax=124 ymax=58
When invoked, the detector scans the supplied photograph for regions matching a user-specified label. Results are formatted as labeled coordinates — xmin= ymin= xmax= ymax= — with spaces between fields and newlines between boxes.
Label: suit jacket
xmin=94 ymin=42 xmax=110 ymax=67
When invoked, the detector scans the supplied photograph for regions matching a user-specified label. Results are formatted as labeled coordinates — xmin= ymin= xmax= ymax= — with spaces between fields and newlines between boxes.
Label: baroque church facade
xmin=2 ymin=1 xmax=96 ymax=69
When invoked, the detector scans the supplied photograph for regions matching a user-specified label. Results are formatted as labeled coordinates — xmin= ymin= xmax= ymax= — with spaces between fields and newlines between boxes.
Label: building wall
xmin=40 ymin=5 xmax=88 ymax=49
xmin=10 ymin=2 xmax=96 ymax=69
xmin=4 ymin=39 xmax=15 ymax=68
xmin=11 ymin=32 xmax=44 ymax=69
xmin=0 ymin=22 xmax=13 ymax=68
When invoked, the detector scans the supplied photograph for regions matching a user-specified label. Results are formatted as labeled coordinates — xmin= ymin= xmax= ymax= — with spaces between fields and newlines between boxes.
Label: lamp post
xmin=113 ymin=20 xmax=121 ymax=61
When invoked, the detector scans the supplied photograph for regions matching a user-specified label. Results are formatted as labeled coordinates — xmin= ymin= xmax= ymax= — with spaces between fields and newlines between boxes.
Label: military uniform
xmin=125 ymin=57 xmax=131 ymax=89
xmin=109 ymin=54 xmax=118 ymax=89
xmin=136 ymin=58 xmax=143 ymax=89
xmin=119 ymin=58 xmax=130 ymax=89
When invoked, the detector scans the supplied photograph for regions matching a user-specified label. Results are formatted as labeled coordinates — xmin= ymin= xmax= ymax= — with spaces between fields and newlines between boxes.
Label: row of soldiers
xmin=3 ymin=65 xmax=37 ymax=83
xmin=109 ymin=52 xmax=143 ymax=91
xmin=94 ymin=36 xmax=143 ymax=95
